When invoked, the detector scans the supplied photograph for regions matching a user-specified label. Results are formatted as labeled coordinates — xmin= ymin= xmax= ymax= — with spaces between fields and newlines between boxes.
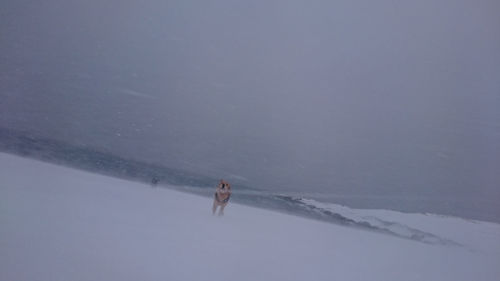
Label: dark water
xmin=1 ymin=127 xmax=497 ymax=227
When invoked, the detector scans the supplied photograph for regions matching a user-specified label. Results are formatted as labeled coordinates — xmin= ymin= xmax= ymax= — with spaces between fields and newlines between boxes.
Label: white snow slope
xmin=1 ymin=152 xmax=499 ymax=281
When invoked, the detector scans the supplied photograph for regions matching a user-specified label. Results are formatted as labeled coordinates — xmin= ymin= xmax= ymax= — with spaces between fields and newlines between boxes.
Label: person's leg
xmin=212 ymin=200 xmax=218 ymax=215
xmin=218 ymin=203 xmax=226 ymax=216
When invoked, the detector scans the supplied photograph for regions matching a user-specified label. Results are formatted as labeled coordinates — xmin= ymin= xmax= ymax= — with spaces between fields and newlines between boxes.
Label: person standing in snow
xmin=212 ymin=179 xmax=231 ymax=216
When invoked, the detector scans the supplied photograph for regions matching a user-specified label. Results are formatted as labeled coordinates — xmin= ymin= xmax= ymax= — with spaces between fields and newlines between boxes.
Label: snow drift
xmin=1 ymin=153 xmax=499 ymax=281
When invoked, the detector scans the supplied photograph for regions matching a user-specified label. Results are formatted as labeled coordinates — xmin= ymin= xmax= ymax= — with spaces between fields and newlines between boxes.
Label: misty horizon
xmin=1 ymin=0 xmax=499 ymax=218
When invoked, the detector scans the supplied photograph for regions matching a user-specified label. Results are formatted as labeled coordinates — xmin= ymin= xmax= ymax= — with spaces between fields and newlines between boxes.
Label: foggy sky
xmin=1 ymin=0 xmax=499 ymax=205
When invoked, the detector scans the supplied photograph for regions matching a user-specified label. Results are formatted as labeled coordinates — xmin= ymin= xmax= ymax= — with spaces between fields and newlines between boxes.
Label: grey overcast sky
xmin=1 ymin=0 xmax=499 ymax=205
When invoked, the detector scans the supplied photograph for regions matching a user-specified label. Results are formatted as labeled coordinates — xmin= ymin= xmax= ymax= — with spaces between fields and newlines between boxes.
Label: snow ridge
xmin=285 ymin=197 xmax=461 ymax=246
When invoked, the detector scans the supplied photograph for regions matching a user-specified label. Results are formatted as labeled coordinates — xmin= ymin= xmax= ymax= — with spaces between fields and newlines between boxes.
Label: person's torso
xmin=216 ymin=189 xmax=230 ymax=201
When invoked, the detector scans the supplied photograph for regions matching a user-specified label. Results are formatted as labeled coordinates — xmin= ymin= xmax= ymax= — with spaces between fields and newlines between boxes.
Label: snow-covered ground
xmin=1 ymin=152 xmax=499 ymax=281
